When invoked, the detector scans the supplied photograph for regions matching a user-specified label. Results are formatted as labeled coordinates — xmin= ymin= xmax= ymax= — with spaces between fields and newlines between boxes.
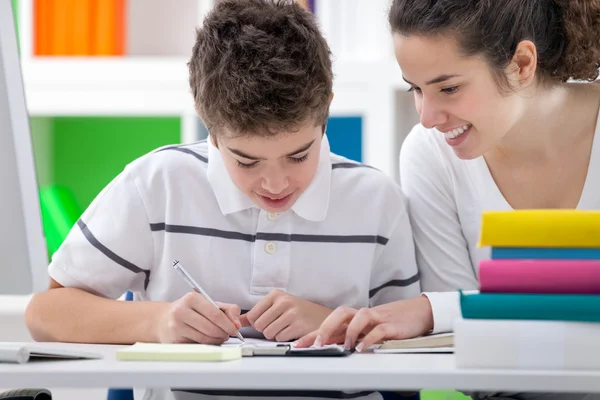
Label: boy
xmin=25 ymin=0 xmax=420 ymax=399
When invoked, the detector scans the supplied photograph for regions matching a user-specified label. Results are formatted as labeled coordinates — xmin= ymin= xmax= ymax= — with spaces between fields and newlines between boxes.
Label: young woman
xmin=297 ymin=0 xmax=600 ymax=398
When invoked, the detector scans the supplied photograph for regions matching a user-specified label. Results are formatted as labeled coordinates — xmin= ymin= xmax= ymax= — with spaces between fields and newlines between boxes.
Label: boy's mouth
xmin=258 ymin=192 xmax=294 ymax=210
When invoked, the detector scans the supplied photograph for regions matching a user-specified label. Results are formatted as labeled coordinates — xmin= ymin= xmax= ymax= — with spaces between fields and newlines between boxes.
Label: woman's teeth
xmin=444 ymin=124 xmax=471 ymax=139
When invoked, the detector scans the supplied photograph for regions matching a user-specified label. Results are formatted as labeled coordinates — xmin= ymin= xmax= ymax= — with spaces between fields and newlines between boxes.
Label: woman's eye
xmin=441 ymin=86 xmax=459 ymax=94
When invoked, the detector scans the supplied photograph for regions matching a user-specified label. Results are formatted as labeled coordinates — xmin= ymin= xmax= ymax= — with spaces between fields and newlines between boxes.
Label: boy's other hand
xmin=241 ymin=290 xmax=332 ymax=342
xmin=156 ymin=292 xmax=242 ymax=344
xmin=294 ymin=295 xmax=434 ymax=351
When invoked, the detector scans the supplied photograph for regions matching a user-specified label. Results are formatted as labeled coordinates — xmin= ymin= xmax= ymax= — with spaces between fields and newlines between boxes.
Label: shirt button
xmin=267 ymin=212 xmax=278 ymax=221
xmin=265 ymin=242 xmax=277 ymax=254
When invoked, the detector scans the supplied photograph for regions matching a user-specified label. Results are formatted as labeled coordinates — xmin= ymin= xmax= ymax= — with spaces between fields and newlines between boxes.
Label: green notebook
xmin=460 ymin=291 xmax=600 ymax=322
xmin=116 ymin=343 xmax=242 ymax=362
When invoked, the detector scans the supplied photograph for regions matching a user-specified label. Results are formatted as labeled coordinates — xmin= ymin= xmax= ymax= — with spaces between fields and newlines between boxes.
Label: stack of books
xmin=455 ymin=210 xmax=600 ymax=370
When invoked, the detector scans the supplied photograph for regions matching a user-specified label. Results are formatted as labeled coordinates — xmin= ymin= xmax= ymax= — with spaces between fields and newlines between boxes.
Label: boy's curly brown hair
xmin=188 ymin=0 xmax=333 ymax=138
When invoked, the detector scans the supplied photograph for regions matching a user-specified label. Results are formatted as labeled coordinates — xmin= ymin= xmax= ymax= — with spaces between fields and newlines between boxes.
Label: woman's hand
xmin=295 ymin=295 xmax=434 ymax=351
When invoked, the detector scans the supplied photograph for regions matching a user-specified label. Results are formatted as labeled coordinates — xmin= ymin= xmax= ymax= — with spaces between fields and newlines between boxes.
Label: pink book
xmin=479 ymin=259 xmax=600 ymax=294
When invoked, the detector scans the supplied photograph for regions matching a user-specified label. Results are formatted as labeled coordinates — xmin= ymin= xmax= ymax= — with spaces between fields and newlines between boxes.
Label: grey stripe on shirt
xmin=156 ymin=146 xmax=208 ymax=163
xmin=150 ymin=223 xmax=388 ymax=245
xmin=368 ymin=273 xmax=420 ymax=298
xmin=77 ymin=219 xmax=151 ymax=289
xmin=331 ymin=162 xmax=376 ymax=170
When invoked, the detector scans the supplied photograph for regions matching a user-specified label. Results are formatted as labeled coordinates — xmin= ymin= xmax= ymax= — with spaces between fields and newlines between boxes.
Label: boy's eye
xmin=407 ymin=86 xmax=421 ymax=93
xmin=289 ymin=154 xmax=308 ymax=163
xmin=235 ymin=154 xmax=308 ymax=168
xmin=441 ymin=86 xmax=459 ymax=94
xmin=236 ymin=160 xmax=259 ymax=168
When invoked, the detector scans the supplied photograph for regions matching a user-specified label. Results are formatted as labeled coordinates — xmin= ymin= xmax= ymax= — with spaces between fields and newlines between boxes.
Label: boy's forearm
xmin=25 ymin=288 xmax=168 ymax=344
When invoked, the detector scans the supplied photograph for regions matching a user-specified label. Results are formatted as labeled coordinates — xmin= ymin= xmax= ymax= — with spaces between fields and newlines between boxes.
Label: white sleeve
xmin=421 ymin=291 xmax=460 ymax=334
xmin=399 ymin=126 xmax=479 ymax=333
xmin=48 ymin=167 xmax=154 ymax=299
xmin=369 ymin=183 xmax=421 ymax=307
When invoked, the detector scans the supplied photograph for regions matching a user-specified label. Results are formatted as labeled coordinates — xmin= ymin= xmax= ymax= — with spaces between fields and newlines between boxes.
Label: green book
xmin=460 ymin=291 xmax=600 ymax=322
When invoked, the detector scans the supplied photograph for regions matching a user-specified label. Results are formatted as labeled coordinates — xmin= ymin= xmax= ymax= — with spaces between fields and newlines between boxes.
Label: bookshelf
xmin=17 ymin=0 xmax=417 ymax=180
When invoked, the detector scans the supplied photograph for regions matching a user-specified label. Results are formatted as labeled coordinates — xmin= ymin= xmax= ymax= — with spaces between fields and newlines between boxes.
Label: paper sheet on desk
xmin=224 ymin=337 xmax=290 ymax=346
xmin=223 ymin=338 xmax=350 ymax=356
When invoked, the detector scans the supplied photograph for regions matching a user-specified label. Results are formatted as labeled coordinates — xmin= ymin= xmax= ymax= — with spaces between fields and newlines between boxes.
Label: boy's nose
xmin=261 ymin=172 xmax=289 ymax=195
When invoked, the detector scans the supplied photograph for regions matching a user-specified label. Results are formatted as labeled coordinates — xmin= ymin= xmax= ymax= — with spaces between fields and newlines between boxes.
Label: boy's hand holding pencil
xmin=155 ymin=292 xmax=242 ymax=345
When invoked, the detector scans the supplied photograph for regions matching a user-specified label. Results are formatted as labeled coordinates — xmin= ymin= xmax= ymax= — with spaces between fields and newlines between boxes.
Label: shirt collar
xmin=207 ymin=138 xmax=256 ymax=215
xmin=289 ymin=135 xmax=331 ymax=221
xmin=206 ymin=135 xmax=332 ymax=222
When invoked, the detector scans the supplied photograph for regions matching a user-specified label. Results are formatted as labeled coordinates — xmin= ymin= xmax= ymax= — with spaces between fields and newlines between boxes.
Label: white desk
xmin=0 ymin=296 xmax=33 ymax=342
xmin=0 ymin=343 xmax=600 ymax=394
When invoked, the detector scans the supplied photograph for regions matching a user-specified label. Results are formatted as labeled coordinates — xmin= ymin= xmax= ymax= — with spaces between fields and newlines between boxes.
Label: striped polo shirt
xmin=48 ymin=134 xmax=420 ymax=400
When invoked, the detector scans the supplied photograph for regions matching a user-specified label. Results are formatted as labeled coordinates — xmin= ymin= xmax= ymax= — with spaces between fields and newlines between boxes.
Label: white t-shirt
xmin=48 ymin=134 xmax=420 ymax=400
xmin=400 ymin=109 xmax=600 ymax=334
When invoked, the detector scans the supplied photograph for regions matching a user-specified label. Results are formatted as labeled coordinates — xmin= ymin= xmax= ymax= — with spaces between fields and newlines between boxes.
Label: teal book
xmin=460 ymin=291 xmax=600 ymax=322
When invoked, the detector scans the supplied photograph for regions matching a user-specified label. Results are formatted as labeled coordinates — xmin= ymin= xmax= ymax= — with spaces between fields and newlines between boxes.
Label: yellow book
xmin=116 ymin=343 xmax=242 ymax=362
xmin=479 ymin=210 xmax=600 ymax=248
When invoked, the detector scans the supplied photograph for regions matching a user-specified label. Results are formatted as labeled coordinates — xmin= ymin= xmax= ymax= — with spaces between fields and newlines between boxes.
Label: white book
xmin=374 ymin=333 xmax=454 ymax=354
xmin=454 ymin=318 xmax=600 ymax=370
xmin=0 ymin=344 xmax=103 ymax=364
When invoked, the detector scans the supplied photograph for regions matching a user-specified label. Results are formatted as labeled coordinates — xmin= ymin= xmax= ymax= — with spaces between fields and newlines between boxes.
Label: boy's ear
xmin=330 ymin=92 xmax=334 ymax=103
xmin=210 ymin=134 xmax=218 ymax=148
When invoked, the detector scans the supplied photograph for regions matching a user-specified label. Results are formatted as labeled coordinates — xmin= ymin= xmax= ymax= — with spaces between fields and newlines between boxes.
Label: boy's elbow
xmin=25 ymin=293 xmax=55 ymax=342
